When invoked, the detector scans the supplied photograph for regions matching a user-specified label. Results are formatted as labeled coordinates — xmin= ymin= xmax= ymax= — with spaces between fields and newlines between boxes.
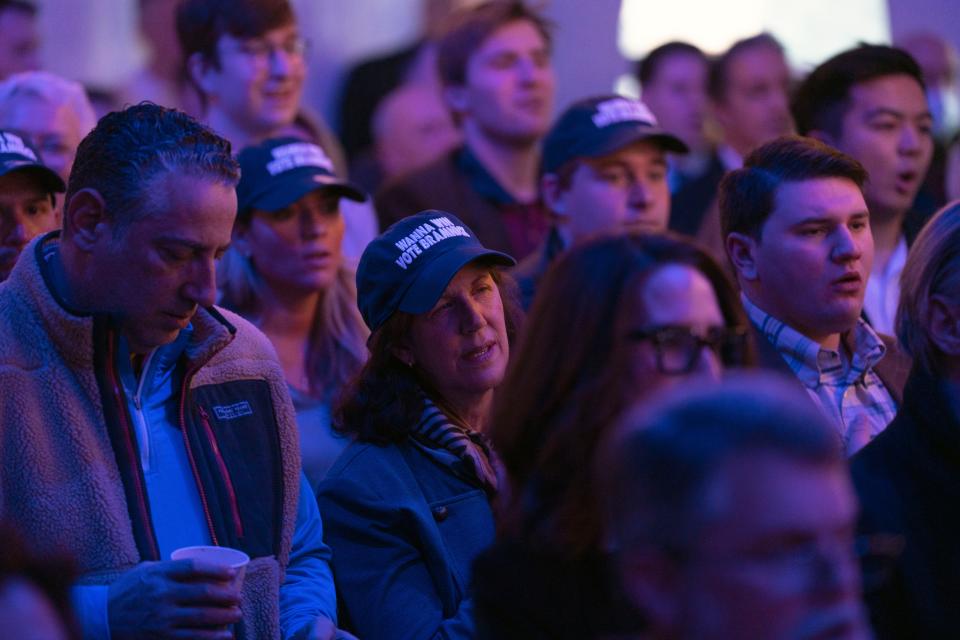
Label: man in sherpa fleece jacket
xmin=0 ymin=103 xmax=338 ymax=640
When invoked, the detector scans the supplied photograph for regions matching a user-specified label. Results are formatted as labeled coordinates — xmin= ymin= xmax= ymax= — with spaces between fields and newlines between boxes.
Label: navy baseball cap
xmin=236 ymin=137 xmax=365 ymax=213
xmin=541 ymin=95 xmax=689 ymax=175
xmin=356 ymin=210 xmax=516 ymax=333
xmin=0 ymin=130 xmax=65 ymax=194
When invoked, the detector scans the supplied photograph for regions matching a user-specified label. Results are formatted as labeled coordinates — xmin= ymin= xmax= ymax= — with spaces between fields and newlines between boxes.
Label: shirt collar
xmin=117 ymin=325 xmax=192 ymax=387
xmin=872 ymin=235 xmax=908 ymax=281
xmin=742 ymin=294 xmax=886 ymax=388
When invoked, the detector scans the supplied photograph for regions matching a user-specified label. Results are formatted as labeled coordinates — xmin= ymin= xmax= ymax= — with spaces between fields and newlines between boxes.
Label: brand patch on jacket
xmin=213 ymin=401 xmax=253 ymax=420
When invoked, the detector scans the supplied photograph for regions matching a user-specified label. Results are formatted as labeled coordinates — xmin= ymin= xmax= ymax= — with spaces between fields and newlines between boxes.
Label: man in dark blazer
xmin=375 ymin=1 xmax=556 ymax=261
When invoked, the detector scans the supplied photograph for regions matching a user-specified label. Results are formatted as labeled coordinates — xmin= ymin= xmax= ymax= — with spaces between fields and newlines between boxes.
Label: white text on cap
xmin=592 ymin=98 xmax=658 ymax=128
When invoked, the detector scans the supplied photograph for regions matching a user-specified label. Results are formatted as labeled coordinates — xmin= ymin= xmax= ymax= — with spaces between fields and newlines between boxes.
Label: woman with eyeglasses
xmin=473 ymin=232 xmax=752 ymax=639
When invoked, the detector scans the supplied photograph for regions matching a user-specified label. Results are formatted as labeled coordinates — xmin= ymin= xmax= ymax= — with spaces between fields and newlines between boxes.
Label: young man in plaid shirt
xmin=721 ymin=135 xmax=909 ymax=455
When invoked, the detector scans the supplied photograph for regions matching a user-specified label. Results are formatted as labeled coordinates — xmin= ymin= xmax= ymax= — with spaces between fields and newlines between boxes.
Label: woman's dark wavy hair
xmin=334 ymin=265 xmax=522 ymax=444
xmin=491 ymin=232 xmax=750 ymax=556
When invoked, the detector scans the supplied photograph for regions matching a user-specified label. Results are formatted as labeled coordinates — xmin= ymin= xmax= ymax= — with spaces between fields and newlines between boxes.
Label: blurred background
xmin=35 ymin=0 xmax=960 ymax=127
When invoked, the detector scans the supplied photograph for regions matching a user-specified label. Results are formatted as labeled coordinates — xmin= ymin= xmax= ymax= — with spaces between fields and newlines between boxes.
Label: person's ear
xmin=541 ymin=173 xmax=567 ymax=216
xmin=391 ymin=344 xmax=416 ymax=368
xmin=188 ymin=51 xmax=219 ymax=98
xmin=63 ymin=188 xmax=110 ymax=253
xmin=726 ymin=231 xmax=759 ymax=281
xmin=928 ymin=294 xmax=960 ymax=357
xmin=618 ymin=547 xmax=683 ymax=634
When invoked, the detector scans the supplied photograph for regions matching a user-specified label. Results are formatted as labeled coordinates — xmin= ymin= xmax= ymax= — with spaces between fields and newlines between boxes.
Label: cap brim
xmin=587 ymin=126 xmax=689 ymax=158
xmin=0 ymin=164 xmax=65 ymax=193
xmin=245 ymin=172 xmax=366 ymax=212
xmin=397 ymin=245 xmax=516 ymax=316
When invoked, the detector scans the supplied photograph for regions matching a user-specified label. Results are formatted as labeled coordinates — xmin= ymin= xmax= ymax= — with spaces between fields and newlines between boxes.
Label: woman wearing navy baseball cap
xmin=316 ymin=210 xmax=519 ymax=640
xmin=218 ymin=136 xmax=369 ymax=488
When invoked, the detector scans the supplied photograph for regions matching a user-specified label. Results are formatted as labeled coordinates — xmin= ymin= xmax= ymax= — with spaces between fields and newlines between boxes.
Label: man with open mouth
xmin=721 ymin=135 xmax=907 ymax=457
xmin=792 ymin=44 xmax=935 ymax=336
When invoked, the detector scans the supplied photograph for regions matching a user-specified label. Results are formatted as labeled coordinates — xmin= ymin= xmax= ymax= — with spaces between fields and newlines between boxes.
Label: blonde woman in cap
xmin=218 ymin=137 xmax=369 ymax=487
xmin=316 ymin=211 xmax=520 ymax=639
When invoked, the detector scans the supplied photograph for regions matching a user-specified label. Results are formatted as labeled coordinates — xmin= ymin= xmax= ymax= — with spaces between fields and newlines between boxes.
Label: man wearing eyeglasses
xmin=514 ymin=94 xmax=688 ymax=309
xmin=176 ymin=0 xmax=378 ymax=263
xmin=178 ymin=0 xmax=308 ymax=151
xmin=721 ymin=136 xmax=908 ymax=456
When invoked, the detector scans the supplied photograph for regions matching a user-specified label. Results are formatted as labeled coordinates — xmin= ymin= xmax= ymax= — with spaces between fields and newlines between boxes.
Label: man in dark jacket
xmin=851 ymin=201 xmax=960 ymax=639
xmin=636 ymin=41 xmax=720 ymax=238
xmin=375 ymin=1 xmax=555 ymax=260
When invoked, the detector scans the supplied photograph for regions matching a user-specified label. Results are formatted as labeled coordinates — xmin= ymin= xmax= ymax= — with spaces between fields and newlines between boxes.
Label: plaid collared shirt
xmin=742 ymin=295 xmax=898 ymax=456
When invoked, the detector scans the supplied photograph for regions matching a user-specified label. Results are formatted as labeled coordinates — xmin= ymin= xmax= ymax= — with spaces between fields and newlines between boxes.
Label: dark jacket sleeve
xmin=316 ymin=474 xmax=476 ymax=640
xmin=849 ymin=428 xmax=915 ymax=639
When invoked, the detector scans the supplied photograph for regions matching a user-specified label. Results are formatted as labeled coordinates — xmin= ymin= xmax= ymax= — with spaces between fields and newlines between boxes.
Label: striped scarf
xmin=410 ymin=395 xmax=499 ymax=496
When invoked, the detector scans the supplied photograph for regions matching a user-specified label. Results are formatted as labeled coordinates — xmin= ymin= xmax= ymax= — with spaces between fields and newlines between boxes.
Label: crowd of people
xmin=0 ymin=0 xmax=959 ymax=638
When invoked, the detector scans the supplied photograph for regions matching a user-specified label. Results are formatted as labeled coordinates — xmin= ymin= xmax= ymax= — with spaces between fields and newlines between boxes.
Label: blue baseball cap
xmin=541 ymin=95 xmax=688 ymax=175
xmin=236 ymin=137 xmax=365 ymax=213
xmin=0 ymin=130 xmax=65 ymax=194
xmin=356 ymin=210 xmax=516 ymax=332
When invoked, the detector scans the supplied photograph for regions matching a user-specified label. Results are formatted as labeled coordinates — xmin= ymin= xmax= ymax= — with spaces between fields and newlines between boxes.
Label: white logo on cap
xmin=266 ymin=142 xmax=334 ymax=176
xmin=591 ymin=98 xmax=658 ymax=129
xmin=393 ymin=216 xmax=471 ymax=270
xmin=0 ymin=133 xmax=37 ymax=161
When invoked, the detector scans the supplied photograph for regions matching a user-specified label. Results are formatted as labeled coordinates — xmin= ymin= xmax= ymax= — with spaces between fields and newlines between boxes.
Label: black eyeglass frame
xmin=626 ymin=324 xmax=749 ymax=374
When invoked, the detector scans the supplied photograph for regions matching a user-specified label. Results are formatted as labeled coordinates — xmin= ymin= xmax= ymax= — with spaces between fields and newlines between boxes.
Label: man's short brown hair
xmin=708 ymin=33 xmax=784 ymax=103
xmin=436 ymin=0 xmax=552 ymax=88
xmin=176 ymin=0 xmax=296 ymax=67
xmin=719 ymin=135 xmax=868 ymax=242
